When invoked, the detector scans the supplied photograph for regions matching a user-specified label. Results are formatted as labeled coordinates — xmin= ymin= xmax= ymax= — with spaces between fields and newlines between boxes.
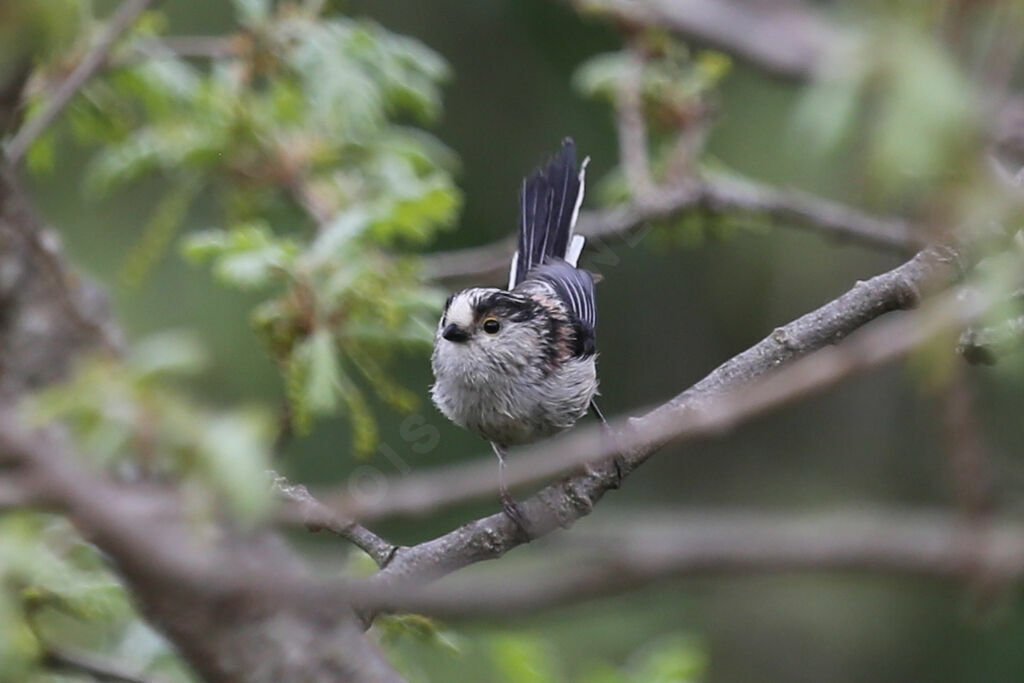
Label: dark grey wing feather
xmin=526 ymin=258 xmax=597 ymax=356
xmin=513 ymin=138 xmax=582 ymax=287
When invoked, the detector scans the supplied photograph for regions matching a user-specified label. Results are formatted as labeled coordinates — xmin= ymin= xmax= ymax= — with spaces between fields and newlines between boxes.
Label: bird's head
xmin=435 ymin=288 xmax=544 ymax=353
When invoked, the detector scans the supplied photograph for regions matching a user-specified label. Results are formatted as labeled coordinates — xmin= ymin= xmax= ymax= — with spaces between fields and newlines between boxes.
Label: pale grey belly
xmin=431 ymin=359 xmax=597 ymax=446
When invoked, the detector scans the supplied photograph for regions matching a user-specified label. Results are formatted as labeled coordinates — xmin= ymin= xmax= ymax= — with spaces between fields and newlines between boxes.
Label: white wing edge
xmin=564 ymin=155 xmax=590 ymax=267
xmin=508 ymin=250 xmax=519 ymax=290
xmin=565 ymin=234 xmax=585 ymax=268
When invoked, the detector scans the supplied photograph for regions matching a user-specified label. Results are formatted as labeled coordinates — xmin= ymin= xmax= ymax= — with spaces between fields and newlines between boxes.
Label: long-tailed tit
xmin=430 ymin=138 xmax=605 ymax=532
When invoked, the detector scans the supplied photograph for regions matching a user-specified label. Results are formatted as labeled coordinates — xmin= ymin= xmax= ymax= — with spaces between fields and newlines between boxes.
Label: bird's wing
xmin=526 ymin=258 xmax=597 ymax=356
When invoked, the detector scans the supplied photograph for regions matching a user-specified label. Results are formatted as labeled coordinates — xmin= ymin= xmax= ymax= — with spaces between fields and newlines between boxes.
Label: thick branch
xmin=369 ymin=246 xmax=966 ymax=586
xmin=0 ymin=416 xmax=404 ymax=683
xmin=4 ymin=0 xmax=157 ymax=166
xmin=424 ymin=177 xmax=914 ymax=284
xmin=0 ymin=168 xmax=120 ymax=397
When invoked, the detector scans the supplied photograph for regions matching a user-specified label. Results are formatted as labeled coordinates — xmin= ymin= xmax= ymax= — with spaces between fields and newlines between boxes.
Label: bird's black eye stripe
xmin=476 ymin=292 xmax=538 ymax=322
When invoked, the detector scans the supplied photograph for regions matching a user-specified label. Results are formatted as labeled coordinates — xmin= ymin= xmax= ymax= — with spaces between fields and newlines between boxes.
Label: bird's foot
xmin=500 ymin=492 xmax=532 ymax=541
xmin=609 ymin=454 xmax=627 ymax=489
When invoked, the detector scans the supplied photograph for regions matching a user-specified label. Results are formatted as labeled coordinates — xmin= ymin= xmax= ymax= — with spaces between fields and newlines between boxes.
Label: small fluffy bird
xmin=431 ymin=138 xmax=603 ymax=529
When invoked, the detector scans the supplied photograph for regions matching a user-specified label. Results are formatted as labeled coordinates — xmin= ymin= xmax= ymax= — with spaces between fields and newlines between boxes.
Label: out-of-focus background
xmin=13 ymin=0 xmax=1024 ymax=680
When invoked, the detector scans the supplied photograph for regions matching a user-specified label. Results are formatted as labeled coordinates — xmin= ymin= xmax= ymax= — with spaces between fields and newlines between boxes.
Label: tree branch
xmin=574 ymin=0 xmax=837 ymax=80
xmin=348 ymin=509 xmax=1024 ymax=617
xmin=122 ymin=35 xmax=240 ymax=65
xmin=4 ymin=0 xmax=157 ymax=167
xmin=272 ymin=473 xmax=399 ymax=568
xmin=0 ymin=414 xmax=405 ymax=682
xmin=366 ymin=246 xmax=967 ymax=587
xmin=940 ymin=366 xmax=994 ymax=519
xmin=423 ymin=176 xmax=915 ymax=284
xmin=0 ymin=476 xmax=33 ymax=511
xmin=0 ymin=168 xmax=121 ymax=397
xmin=615 ymin=46 xmax=655 ymax=196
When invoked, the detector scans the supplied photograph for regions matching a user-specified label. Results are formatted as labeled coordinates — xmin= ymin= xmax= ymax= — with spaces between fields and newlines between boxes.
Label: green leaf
xmin=626 ymin=634 xmax=707 ymax=683
xmin=127 ymin=330 xmax=208 ymax=379
xmin=182 ymin=223 xmax=298 ymax=290
xmin=196 ymin=410 xmax=274 ymax=521
xmin=870 ymin=31 xmax=975 ymax=190
xmin=375 ymin=614 xmax=463 ymax=655
xmin=574 ymin=52 xmax=633 ymax=101
xmin=0 ymin=589 xmax=37 ymax=682
xmin=25 ymin=129 xmax=56 ymax=176
xmin=233 ymin=0 xmax=271 ymax=24
xmin=301 ymin=329 xmax=343 ymax=415
xmin=119 ymin=176 xmax=200 ymax=289
xmin=488 ymin=634 xmax=560 ymax=683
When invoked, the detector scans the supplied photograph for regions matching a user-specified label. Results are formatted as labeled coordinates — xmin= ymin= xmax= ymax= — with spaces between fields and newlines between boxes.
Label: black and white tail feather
xmin=510 ymin=138 xmax=589 ymax=289
xmin=511 ymin=138 xmax=597 ymax=354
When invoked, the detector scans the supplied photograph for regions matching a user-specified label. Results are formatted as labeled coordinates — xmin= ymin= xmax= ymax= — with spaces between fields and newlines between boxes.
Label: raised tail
xmin=509 ymin=138 xmax=589 ymax=289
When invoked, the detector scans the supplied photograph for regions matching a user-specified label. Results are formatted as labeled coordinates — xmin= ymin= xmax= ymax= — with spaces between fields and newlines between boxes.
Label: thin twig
xmin=288 ymin=178 xmax=333 ymax=228
xmin=120 ymin=35 xmax=240 ymax=65
xmin=5 ymin=0 xmax=157 ymax=166
xmin=271 ymin=473 xmax=399 ymax=568
xmin=614 ymin=47 xmax=654 ymax=197
xmin=0 ymin=167 xmax=122 ymax=356
xmin=422 ymin=176 xmax=915 ymax=283
xmin=941 ymin=366 xmax=994 ymax=519
xmin=0 ymin=477 xmax=33 ymax=511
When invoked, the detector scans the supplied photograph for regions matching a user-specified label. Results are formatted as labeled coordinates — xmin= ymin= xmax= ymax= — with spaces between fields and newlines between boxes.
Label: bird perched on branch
xmin=431 ymin=138 xmax=605 ymax=534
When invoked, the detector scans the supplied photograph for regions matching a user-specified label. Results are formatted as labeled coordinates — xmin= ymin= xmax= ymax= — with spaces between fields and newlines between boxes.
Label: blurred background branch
xmin=4 ymin=0 xmax=156 ymax=167
xmin=572 ymin=0 xmax=837 ymax=80
xmin=349 ymin=508 xmax=1024 ymax=617
xmin=424 ymin=177 xmax=917 ymax=284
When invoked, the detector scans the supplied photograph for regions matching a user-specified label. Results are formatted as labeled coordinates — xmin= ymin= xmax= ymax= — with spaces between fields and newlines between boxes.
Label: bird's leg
xmin=590 ymin=399 xmax=626 ymax=489
xmin=491 ymin=442 xmax=531 ymax=540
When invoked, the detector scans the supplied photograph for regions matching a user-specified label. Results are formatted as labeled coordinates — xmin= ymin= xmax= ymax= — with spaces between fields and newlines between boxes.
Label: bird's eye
xmin=482 ymin=318 xmax=501 ymax=334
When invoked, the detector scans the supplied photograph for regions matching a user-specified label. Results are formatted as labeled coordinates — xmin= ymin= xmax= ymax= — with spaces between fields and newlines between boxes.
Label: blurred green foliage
xmin=31 ymin=0 xmax=459 ymax=455
xmin=3 ymin=0 xmax=461 ymax=677
xmin=0 ymin=514 xmax=189 ymax=681
xmin=30 ymin=331 xmax=274 ymax=522
xmin=794 ymin=23 xmax=981 ymax=205
xmin=575 ymin=33 xmax=731 ymax=204
xmin=378 ymin=622 xmax=706 ymax=683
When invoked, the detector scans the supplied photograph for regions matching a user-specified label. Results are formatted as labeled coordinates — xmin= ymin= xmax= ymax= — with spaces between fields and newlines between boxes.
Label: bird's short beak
xmin=442 ymin=323 xmax=470 ymax=343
